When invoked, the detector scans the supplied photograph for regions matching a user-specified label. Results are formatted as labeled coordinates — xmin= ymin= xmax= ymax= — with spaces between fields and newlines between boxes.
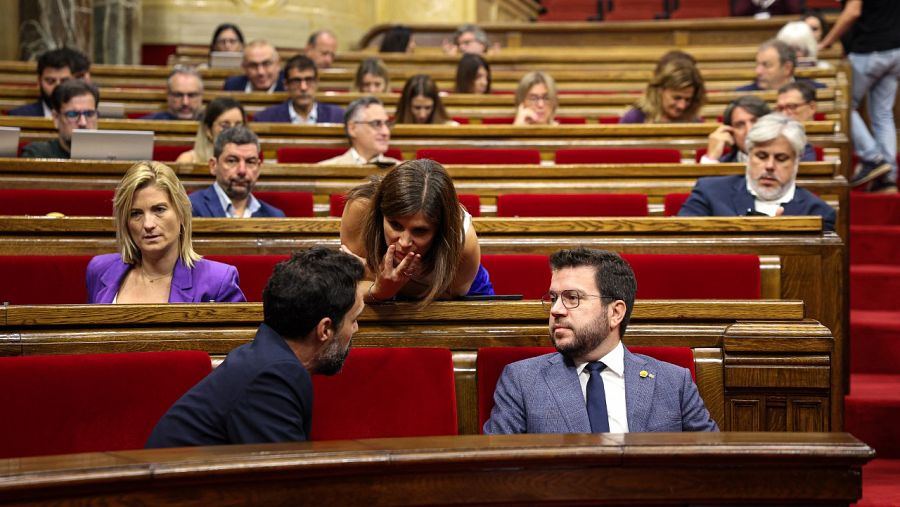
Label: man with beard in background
xmin=678 ymin=113 xmax=836 ymax=231
xmin=189 ymin=126 xmax=285 ymax=217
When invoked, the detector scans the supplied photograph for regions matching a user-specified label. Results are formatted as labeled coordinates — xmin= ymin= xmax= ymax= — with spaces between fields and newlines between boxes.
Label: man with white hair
xmin=678 ymin=113 xmax=836 ymax=231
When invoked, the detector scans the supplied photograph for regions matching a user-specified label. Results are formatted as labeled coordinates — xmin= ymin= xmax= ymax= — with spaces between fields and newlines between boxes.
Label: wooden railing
xmin=0 ymin=432 xmax=872 ymax=506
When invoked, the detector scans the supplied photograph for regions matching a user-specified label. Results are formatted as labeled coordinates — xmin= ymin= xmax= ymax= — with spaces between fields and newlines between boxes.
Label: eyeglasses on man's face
xmin=61 ymin=110 xmax=98 ymax=122
xmin=775 ymin=102 xmax=809 ymax=113
xmin=541 ymin=290 xmax=614 ymax=310
xmin=353 ymin=119 xmax=392 ymax=130
xmin=168 ymin=92 xmax=201 ymax=100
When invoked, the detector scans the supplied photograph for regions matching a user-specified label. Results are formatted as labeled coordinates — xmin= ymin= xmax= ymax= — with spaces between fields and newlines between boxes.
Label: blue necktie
xmin=585 ymin=361 xmax=610 ymax=433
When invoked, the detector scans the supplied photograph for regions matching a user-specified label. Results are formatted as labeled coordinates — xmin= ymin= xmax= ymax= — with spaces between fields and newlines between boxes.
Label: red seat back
xmin=416 ymin=148 xmax=541 ymax=165
xmin=330 ymin=193 xmax=479 ymax=217
xmin=0 ymin=255 xmax=93 ymax=304
xmin=664 ymin=192 xmax=690 ymax=216
xmin=496 ymin=193 xmax=649 ymax=217
xmin=557 ymin=117 xmax=587 ymax=124
xmin=481 ymin=117 xmax=515 ymax=125
xmin=0 ymin=351 xmax=211 ymax=458
xmin=153 ymin=144 xmax=191 ymax=162
xmin=0 ymin=189 xmax=114 ymax=216
xmin=622 ymin=253 xmax=760 ymax=299
xmin=276 ymin=147 xmax=403 ymax=163
xmin=204 ymin=255 xmax=289 ymax=302
xmin=251 ymin=191 xmax=314 ymax=217
xmin=476 ymin=346 xmax=695 ymax=431
xmin=311 ymin=347 xmax=458 ymax=440
xmin=481 ymin=254 xmax=549 ymax=299
xmin=555 ymin=148 xmax=681 ymax=164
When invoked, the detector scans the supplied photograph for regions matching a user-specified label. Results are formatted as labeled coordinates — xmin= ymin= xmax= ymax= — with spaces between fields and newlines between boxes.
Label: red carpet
xmin=848 ymin=194 xmax=900 ymax=503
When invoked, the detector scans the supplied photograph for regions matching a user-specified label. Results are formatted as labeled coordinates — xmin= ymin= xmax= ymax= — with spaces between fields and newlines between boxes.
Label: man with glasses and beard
xmin=678 ymin=113 xmax=836 ymax=231
xmin=189 ymin=126 xmax=285 ymax=217
xmin=21 ymin=79 xmax=99 ymax=159
xmin=9 ymin=47 xmax=91 ymax=118
xmin=483 ymin=247 xmax=718 ymax=435
xmin=146 ymin=246 xmax=365 ymax=447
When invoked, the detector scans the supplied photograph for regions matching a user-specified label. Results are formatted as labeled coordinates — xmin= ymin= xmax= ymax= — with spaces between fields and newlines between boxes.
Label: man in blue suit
xmin=222 ymin=40 xmax=285 ymax=93
xmin=9 ymin=47 xmax=91 ymax=118
xmin=679 ymin=113 xmax=836 ymax=232
xmin=484 ymin=248 xmax=719 ymax=435
xmin=252 ymin=55 xmax=344 ymax=124
xmin=146 ymin=247 xmax=365 ymax=447
xmin=189 ymin=126 xmax=285 ymax=217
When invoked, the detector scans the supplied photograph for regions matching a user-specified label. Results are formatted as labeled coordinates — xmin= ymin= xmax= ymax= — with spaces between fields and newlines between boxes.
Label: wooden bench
xmin=0 ymin=299 xmax=835 ymax=433
xmin=0 ymin=216 xmax=847 ymax=431
xmin=0 ymin=432 xmax=872 ymax=506
xmin=0 ymin=119 xmax=852 ymax=179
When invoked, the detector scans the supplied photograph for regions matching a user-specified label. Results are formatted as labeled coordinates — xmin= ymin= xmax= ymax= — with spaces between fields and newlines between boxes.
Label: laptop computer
xmin=70 ymin=129 xmax=154 ymax=160
xmin=209 ymin=51 xmax=243 ymax=69
xmin=0 ymin=127 xmax=20 ymax=158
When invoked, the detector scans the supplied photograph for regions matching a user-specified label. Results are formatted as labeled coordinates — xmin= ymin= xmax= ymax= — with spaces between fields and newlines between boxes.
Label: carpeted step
xmin=851 ymin=193 xmax=900 ymax=226
xmin=854 ymin=459 xmax=900 ymax=507
xmin=846 ymin=374 xmax=900 ymax=458
xmin=852 ymin=266 xmax=900 ymax=311
xmin=851 ymin=226 xmax=900 ymax=265
xmin=851 ymin=311 xmax=900 ymax=374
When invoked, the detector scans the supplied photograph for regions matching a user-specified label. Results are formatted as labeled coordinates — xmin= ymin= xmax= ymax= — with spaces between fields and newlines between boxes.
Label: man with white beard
xmin=678 ymin=113 xmax=836 ymax=231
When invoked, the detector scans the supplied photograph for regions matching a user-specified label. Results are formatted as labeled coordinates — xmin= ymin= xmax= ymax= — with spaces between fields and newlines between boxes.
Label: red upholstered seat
xmin=480 ymin=117 xmax=515 ymax=125
xmin=599 ymin=116 xmax=621 ymax=124
xmin=251 ymin=191 xmax=314 ymax=217
xmin=622 ymin=253 xmax=761 ymax=299
xmin=481 ymin=254 xmax=549 ymax=299
xmin=555 ymin=148 xmax=681 ymax=164
xmin=458 ymin=193 xmax=481 ymax=217
xmin=153 ymin=144 xmax=191 ymax=162
xmin=0 ymin=351 xmax=211 ymax=458
xmin=476 ymin=346 xmax=695 ymax=431
xmin=311 ymin=347 xmax=458 ymax=440
xmin=0 ymin=255 xmax=93 ymax=304
xmin=664 ymin=192 xmax=690 ymax=216
xmin=330 ymin=193 xmax=480 ymax=217
xmin=0 ymin=189 xmax=114 ymax=216
xmin=416 ymin=148 xmax=541 ymax=165
xmin=276 ymin=147 xmax=403 ymax=163
xmin=496 ymin=193 xmax=649 ymax=217
xmin=204 ymin=255 xmax=288 ymax=302
xmin=557 ymin=117 xmax=587 ymax=124
xmin=276 ymin=147 xmax=345 ymax=163
xmin=813 ymin=146 xmax=824 ymax=161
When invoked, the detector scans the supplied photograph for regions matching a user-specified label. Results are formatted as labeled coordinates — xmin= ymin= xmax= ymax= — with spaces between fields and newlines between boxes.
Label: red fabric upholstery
xmin=330 ymin=193 xmax=479 ymax=217
xmin=251 ymin=191 xmax=314 ymax=217
xmin=276 ymin=147 xmax=403 ymax=163
xmin=329 ymin=193 xmax=347 ymax=217
xmin=204 ymin=255 xmax=289 ymax=302
xmin=126 ymin=112 xmax=153 ymax=119
xmin=141 ymin=44 xmax=178 ymax=66
xmin=451 ymin=117 xmax=471 ymax=124
xmin=813 ymin=146 xmax=824 ymax=161
xmin=622 ymin=253 xmax=761 ymax=299
xmin=664 ymin=193 xmax=690 ymax=216
xmin=416 ymin=148 xmax=541 ymax=165
xmin=0 ymin=351 xmax=211 ymax=458
xmin=153 ymin=144 xmax=191 ymax=162
xmin=481 ymin=254 xmax=550 ymax=299
xmin=599 ymin=116 xmax=621 ymax=124
xmin=311 ymin=347 xmax=458 ymax=440
xmin=276 ymin=147 xmax=345 ymax=163
xmin=476 ymin=346 xmax=695 ymax=431
xmin=557 ymin=117 xmax=587 ymax=124
xmin=496 ymin=193 xmax=649 ymax=217
xmin=0 ymin=189 xmax=114 ymax=216
xmin=481 ymin=117 xmax=515 ymax=125
xmin=458 ymin=194 xmax=481 ymax=217
xmin=0 ymin=255 xmax=92 ymax=304
xmin=555 ymin=148 xmax=681 ymax=164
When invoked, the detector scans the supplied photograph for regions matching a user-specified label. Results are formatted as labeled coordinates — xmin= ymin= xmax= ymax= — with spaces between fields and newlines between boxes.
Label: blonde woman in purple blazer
xmin=86 ymin=161 xmax=245 ymax=304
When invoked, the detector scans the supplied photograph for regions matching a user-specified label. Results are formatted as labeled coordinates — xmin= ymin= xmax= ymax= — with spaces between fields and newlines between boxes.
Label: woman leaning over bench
xmin=86 ymin=161 xmax=246 ymax=303
xmin=340 ymin=159 xmax=494 ymax=306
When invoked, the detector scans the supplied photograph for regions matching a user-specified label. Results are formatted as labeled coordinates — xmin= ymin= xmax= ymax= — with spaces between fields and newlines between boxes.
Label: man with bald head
xmin=224 ymin=40 xmax=284 ymax=92
xmin=305 ymin=30 xmax=337 ymax=69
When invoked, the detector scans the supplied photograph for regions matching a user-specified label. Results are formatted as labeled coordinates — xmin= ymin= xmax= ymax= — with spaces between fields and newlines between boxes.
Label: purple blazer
xmin=86 ymin=253 xmax=246 ymax=303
